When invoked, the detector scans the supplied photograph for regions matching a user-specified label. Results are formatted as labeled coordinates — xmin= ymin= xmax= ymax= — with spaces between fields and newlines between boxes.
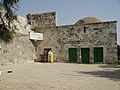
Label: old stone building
xmin=27 ymin=12 xmax=118 ymax=64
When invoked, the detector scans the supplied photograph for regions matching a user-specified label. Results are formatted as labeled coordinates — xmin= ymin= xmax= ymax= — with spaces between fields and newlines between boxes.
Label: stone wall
xmin=0 ymin=34 xmax=34 ymax=66
xmin=27 ymin=12 xmax=56 ymax=30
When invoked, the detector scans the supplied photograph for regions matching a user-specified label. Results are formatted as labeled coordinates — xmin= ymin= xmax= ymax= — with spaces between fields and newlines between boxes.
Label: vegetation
xmin=0 ymin=0 xmax=19 ymax=43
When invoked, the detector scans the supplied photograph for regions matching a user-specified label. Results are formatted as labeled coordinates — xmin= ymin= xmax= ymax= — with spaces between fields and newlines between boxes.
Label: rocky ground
xmin=0 ymin=63 xmax=120 ymax=90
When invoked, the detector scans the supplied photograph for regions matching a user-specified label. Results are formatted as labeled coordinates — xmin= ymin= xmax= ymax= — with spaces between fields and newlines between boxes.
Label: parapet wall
xmin=27 ymin=12 xmax=56 ymax=30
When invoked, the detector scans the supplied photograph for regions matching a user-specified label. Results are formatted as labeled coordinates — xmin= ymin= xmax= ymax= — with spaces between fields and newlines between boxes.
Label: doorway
xmin=69 ymin=48 xmax=78 ymax=63
xmin=94 ymin=47 xmax=103 ymax=63
xmin=43 ymin=48 xmax=51 ymax=62
xmin=81 ymin=48 xmax=90 ymax=63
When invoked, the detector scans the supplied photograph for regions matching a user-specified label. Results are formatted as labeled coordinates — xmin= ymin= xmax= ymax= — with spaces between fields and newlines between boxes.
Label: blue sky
xmin=17 ymin=0 xmax=120 ymax=44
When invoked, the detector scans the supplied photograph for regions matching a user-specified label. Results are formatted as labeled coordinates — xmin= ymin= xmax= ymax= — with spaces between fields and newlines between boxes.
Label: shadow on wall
xmin=74 ymin=67 xmax=120 ymax=81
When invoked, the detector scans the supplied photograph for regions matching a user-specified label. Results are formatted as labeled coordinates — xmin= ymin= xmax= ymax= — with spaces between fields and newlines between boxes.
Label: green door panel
xmin=81 ymin=48 xmax=90 ymax=63
xmin=69 ymin=48 xmax=77 ymax=63
xmin=94 ymin=47 xmax=103 ymax=62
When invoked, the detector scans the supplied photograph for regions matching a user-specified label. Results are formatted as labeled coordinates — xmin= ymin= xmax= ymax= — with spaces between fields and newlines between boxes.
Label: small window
xmin=28 ymin=21 xmax=31 ymax=25
xmin=84 ymin=27 xmax=86 ymax=33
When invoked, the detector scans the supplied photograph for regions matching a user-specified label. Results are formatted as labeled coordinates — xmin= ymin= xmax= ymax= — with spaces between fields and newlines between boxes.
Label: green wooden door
xmin=94 ymin=47 xmax=103 ymax=63
xmin=69 ymin=48 xmax=77 ymax=63
xmin=81 ymin=48 xmax=90 ymax=63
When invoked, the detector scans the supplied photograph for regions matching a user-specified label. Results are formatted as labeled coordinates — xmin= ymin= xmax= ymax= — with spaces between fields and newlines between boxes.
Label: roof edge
xmin=56 ymin=21 xmax=117 ymax=28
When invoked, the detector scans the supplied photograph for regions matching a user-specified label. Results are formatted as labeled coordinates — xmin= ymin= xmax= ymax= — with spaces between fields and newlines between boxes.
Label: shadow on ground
xmin=75 ymin=69 xmax=120 ymax=81
xmin=98 ymin=64 xmax=120 ymax=68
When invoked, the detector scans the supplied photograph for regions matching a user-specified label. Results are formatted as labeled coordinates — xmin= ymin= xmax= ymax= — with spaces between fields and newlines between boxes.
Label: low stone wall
xmin=0 ymin=34 xmax=34 ymax=66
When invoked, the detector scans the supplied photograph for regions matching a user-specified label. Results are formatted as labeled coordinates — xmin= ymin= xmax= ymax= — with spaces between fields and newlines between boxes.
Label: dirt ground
xmin=0 ymin=63 xmax=120 ymax=90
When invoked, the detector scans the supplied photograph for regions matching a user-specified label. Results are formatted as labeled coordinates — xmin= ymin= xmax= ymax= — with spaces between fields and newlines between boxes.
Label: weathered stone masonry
xmin=0 ymin=15 xmax=34 ymax=66
xmin=0 ymin=34 xmax=34 ymax=65
xmin=27 ymin=12 xmax=118 ymax=64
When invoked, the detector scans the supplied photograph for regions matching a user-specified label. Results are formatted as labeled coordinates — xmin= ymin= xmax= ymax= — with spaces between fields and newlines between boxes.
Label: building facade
xmin=27 ymin=12 xmax=117 ymax=64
